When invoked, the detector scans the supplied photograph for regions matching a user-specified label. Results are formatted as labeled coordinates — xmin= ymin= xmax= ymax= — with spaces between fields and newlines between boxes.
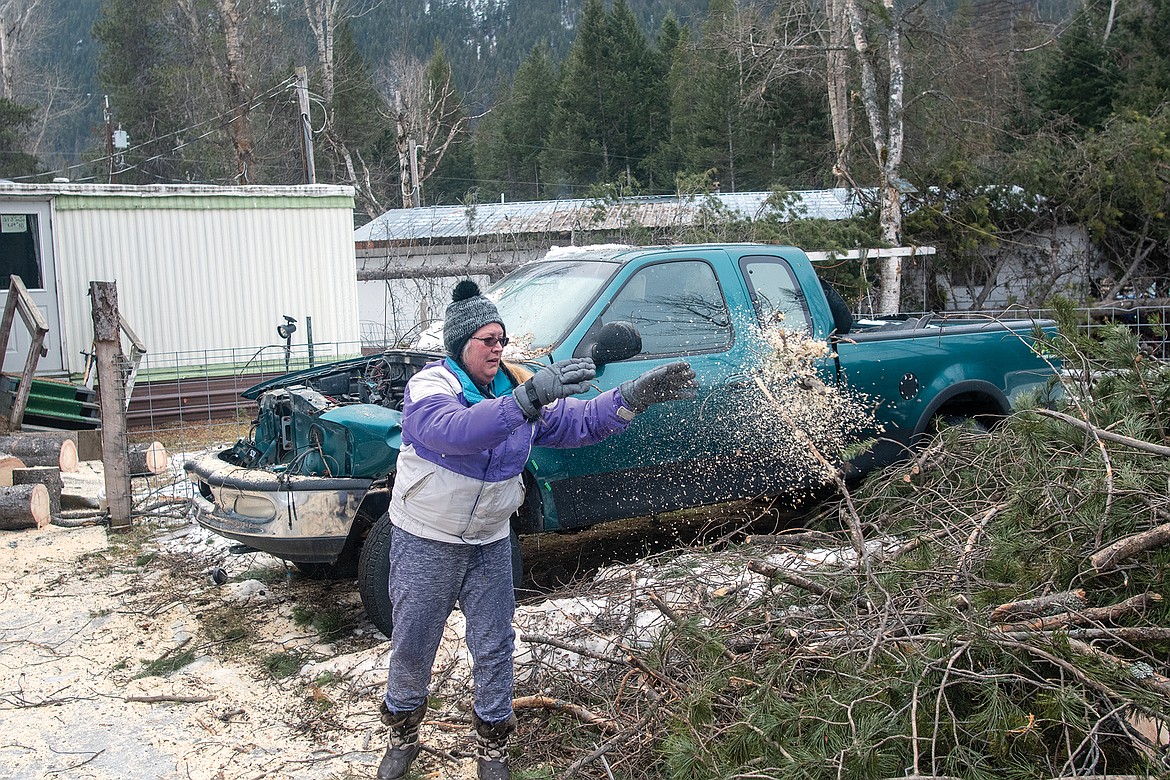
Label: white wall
xmin=26 ymin=184 xmax=359 ymax=375
xmin=943 ymin=226 xmax=1103 ymax=310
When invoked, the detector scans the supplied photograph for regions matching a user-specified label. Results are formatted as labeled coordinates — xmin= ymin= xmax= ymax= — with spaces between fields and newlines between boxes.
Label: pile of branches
xmin=512 ymin=312 xmax=1170 ymax=779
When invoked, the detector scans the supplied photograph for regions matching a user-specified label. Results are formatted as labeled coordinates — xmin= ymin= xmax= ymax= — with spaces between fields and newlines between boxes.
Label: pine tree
xmin=1041 ymin=6 xmax=1120 ymax=130
xmin=0 ymin=98 xmax=40 ymax=177
xmin=474 ymin=43 xmax=558 ymax=201
xmin=542 ymin=0 xmax=668 ymax=191
xmin=93 ymin=0 xmax=189 ymax=183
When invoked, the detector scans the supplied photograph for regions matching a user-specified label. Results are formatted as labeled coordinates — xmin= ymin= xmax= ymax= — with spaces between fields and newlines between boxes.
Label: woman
xmin=378 ymin=280 xmax=695 ymax=780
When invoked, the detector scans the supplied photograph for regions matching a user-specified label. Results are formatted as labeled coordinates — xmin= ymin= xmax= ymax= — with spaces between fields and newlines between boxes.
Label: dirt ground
xmin=0 ymin=456 xmax=795 ymax=780
xmin=0 ymin=457 xmax=485 ymax=780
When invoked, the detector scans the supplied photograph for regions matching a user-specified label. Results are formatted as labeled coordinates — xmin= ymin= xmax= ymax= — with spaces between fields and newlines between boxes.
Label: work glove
xmin=619 ymin=361 xmax=697 ymax=413
xmin=515 ymin=357 xmax=597 ymax=420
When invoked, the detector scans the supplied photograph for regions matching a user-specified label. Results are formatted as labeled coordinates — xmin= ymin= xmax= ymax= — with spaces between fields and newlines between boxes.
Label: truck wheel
xmin=357 ymin=511 xmax=395 ymax=638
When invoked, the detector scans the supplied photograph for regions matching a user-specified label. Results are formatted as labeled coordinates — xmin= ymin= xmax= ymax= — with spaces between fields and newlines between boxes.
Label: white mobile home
xmin=0 ymin=183 xmax=359 ymax=378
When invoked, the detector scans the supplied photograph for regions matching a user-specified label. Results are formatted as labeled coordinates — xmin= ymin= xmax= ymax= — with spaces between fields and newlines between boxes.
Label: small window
xmin=741 ymin=256 xmax=809 ymax=333
xmin=601 ymin=260 xmax=731 ymax=356
xmin=0 ymin=213 xmax=42 ymax=289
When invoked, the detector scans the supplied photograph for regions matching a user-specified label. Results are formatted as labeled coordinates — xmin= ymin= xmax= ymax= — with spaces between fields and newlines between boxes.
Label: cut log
xmin=1091 ymin=522 xmax=1170 ymax=574
xmin=128 ymin=441 xmax=168 ymax=476
xmin=77 ymin=428 xmax=102 ymax=461
xmin=990 ymin=589 xmax=1087 ymax=623
xmin=0 ymin=483 xmax=49 ymax=530
xmin=0 ymin=434 xmax=78 ymax=472
xmin=61 ymin=492 xmax=101 ymax=511
xmin=0 ymin=453 xmax=27 ymax=486
xmin=11 ymin=466 xmax=62 ymax=519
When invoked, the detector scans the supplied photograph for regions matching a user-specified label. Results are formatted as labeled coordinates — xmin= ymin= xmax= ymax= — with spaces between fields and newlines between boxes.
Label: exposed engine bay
xmin=219 ymin=351 xmax=437 ymax=477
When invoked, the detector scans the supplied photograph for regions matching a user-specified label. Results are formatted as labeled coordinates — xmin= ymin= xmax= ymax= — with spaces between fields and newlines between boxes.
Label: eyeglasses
xmin=469 ymin=335 xmax=509 ymax=348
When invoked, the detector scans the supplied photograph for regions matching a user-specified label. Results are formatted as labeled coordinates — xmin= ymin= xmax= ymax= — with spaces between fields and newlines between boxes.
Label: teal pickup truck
xmin=185 ymin=243 xmax=1057 ymax=634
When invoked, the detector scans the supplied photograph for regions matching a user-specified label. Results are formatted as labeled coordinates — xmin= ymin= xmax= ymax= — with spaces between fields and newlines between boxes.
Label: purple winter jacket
xmin=388 ymin=360 xmax=633 ymax=545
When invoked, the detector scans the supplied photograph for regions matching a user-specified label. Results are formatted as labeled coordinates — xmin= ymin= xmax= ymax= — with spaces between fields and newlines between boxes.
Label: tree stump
xmin=12 ymin=466 xmax=62 ymax=520
xmin=0 ymin=453 xmax=28 ymax=486
xmin=129 ymin=441 xmax=168 ymax=477
xmin=0 ymin=435 xmax=78 ymax=472
xmin=0 ymin=483 xmax=50 ymax=530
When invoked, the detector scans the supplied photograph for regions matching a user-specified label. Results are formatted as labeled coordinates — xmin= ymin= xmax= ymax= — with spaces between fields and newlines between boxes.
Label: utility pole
xmin=295 ymin=67 xmax=316 ymax=184
xmin=104 ymin=95 xmax=113 ymax=184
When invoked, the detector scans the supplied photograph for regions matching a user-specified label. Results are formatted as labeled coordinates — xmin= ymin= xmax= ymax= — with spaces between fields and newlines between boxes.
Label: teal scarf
xmin=445 ymin=358 xmax=515 ymax=405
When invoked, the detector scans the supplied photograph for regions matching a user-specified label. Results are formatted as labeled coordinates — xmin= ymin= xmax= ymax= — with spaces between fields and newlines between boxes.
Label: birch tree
xmin=212 ymin=0 xmax=256 ymax=183
xmin=825 ymin=0 xmax=851 ymax=184
xmin=303 ymin=0 xmax=385 ymax=217
xmin=0 ymin=0 xmax=42 ymax=101
xmin=842 ymin=0 xmax=908 ymax=313
xmin=382 ymin=44 xmax=471 ymax=208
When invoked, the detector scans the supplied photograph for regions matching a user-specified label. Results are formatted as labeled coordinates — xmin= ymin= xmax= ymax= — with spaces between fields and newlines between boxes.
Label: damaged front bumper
xmin=185 ymin=454 xmax=372 ymax=564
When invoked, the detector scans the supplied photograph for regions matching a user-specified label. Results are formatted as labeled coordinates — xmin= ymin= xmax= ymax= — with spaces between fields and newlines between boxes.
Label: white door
xmin=0 ymin=201 xmax=65 ymax=375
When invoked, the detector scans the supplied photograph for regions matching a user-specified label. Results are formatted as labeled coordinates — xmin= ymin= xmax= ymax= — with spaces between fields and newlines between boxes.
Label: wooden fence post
xmin=90 ymin=281 xmax=131 ymax=530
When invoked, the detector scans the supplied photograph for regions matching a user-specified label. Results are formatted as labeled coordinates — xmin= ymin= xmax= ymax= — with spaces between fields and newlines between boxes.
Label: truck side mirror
xmin=591 ymin=321 xmax=642 ymax=365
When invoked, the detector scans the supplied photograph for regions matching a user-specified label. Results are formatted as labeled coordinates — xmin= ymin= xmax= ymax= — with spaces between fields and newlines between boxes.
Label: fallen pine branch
xmin=1067 ymin=638 xmax=1170 ymax=698
xmin=747 ymin=559 xmax=833 ymax=597
xmin=1091 ymin=521 xmax=1170 ymax=573
xmin=953 ymin=503 xmax=1007 ymax=581
xmin=744 ymin=529 xmax=840 ymax=547
xmin=747 ymin=559 xmax=870 ymax=611
xmin=512 ymin=695 xmax=614 ymax=730
xmin=648 ymin=589 xmax=737 ymax=662
xmin=520 ymin=632 xmax=665 ymax=703
xmin=562 ymin=706 xmax=659 ymax=779
xmin=125 ymin=694 xmax=214 ymax=704
xmin=991 ymin=589 xmax=1087 ymax=623
xmin=879 ymin=528 xmax=954 ymax=565
xmin=995 ymin=627 xmax=1170 ymax=643
xmin=1034 ymin=408 xmax=1170 ymax=457
xmin=520 ymin=633 xmax=625 ymax=666
xmin=999 ymin=592 xmax=1163 ymax=632
xmin=991 ymin=636 xmax=1169 ymax=756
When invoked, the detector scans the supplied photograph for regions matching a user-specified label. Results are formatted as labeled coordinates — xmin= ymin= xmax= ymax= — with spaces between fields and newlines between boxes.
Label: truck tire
xmin=358 ymin=511 xmax=395 ymax=638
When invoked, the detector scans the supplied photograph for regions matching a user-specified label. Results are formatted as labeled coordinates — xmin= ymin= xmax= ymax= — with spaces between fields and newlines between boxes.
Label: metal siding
xmin=53 ymin=201 xmax=358 ymax=375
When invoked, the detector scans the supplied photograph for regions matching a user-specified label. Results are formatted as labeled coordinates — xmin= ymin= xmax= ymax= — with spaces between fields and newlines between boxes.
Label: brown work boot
xmin=377 ymin=701 xmax=427 ymax=780
xmin=473 ymin=711 xmax=517 ymax=780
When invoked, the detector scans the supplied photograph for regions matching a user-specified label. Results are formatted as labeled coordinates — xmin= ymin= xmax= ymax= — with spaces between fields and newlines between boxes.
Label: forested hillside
xmin=0 ymin=0 xmax=1166 ymax=311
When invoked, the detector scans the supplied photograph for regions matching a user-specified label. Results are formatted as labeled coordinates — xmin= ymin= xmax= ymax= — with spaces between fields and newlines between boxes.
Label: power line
xmin=8 ymin=75 xmax=298 ymax=182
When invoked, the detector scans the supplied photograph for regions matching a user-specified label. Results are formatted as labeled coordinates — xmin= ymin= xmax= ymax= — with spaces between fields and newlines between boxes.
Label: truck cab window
xmin=741 ymin=256 xmax=810 ymax=333
xmin=601 ymin=260 xmax=731 ymax=356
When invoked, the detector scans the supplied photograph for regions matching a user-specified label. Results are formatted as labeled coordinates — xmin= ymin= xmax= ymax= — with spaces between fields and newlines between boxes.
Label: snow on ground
xmin=0 ymin=464 xmax=851 ymax=779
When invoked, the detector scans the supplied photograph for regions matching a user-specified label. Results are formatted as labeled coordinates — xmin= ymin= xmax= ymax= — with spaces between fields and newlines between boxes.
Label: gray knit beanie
xmin=444 ymin=280 xmax=505 ymax=359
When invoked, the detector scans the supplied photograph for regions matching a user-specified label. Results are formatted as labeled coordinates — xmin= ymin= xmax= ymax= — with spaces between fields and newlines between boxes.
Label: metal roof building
xmin=354 ymin=189 xmax=868 ymax=245
xmin=352 ymin=189 xmax=872 ymax=349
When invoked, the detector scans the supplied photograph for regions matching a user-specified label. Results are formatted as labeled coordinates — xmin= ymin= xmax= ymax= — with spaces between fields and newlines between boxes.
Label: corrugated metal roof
xmin=0 ymin=182 xmax=353 ymax=199
xmin=354 ymin=189 xmax=869 ymax=243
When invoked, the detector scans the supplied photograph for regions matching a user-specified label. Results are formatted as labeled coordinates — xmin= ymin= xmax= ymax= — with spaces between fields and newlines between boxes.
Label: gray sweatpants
xmin=383 ymin=524 xmax=516 ymax=723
